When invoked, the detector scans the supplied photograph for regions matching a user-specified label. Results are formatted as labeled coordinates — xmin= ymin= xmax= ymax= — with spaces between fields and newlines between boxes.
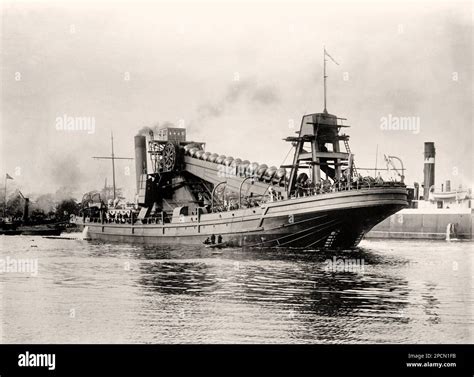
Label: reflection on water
xmin=0 ymin=236 xmax=472 ymax=343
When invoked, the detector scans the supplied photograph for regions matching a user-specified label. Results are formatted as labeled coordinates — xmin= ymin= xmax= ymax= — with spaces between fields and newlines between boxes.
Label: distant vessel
xmin=0 ymin=191 xmax=65 ymax=236
xmin=367 ymin=142 xmax=473 ymax=240
xmin=77 ymin=52 xmax=408 ymax=248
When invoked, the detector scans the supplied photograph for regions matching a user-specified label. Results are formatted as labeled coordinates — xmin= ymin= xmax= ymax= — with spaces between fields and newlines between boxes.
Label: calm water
xmin=0 ymin=234 xmax=472 ymax=343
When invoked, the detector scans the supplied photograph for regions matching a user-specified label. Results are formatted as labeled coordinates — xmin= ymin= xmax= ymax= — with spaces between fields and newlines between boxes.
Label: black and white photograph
xmin=0 ymin=0 xmax=472 ymax=375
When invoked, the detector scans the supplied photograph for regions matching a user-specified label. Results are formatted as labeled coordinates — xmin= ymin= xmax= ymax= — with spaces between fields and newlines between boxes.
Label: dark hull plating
xmin=79 ymin=188 xmax=407 ymax=249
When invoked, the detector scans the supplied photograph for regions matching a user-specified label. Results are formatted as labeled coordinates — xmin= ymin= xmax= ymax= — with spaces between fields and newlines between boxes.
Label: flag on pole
xmin=5 ymin=173 xmax=13 ymax=180
xmin=324 ymin=48 xmax=339 ymax=65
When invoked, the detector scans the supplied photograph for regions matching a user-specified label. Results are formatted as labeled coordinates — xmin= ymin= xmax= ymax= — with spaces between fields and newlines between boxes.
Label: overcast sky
xmin=1 ymin=0 xmax=472 ymax=199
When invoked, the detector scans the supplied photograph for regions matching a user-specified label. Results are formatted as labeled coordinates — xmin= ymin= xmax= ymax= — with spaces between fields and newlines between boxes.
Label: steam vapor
xmin=137 ymin=121 xmax=177 ymax=136
xmin=197 ymin=78 xmax=280 ymax=120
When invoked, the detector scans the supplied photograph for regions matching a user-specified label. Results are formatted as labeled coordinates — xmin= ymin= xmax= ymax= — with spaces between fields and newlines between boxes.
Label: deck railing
xmin=82 ymin=177 xmax=405 ymax=224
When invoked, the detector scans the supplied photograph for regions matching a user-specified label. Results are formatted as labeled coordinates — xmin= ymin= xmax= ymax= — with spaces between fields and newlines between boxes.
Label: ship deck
xmin=78 ymin=186 xmax=408 ymax=249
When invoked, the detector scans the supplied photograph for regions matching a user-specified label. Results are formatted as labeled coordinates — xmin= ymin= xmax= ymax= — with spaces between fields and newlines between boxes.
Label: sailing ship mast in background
xmin=93 ymin=132 xmax=133 ymax=200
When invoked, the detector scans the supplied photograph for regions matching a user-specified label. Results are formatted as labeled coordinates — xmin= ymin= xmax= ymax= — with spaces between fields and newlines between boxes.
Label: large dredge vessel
xmin=78 ymin=109 xmax=408 ymax=249
xmin=79 ymin=51 xmax=407 ymax=248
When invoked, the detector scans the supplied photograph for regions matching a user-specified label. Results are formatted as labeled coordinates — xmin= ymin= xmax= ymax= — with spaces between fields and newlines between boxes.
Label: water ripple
xmin=0 ymin=235 xmax=472 ymax=343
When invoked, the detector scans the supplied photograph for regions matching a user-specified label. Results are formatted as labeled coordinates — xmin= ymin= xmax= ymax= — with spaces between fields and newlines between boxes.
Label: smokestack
xmin=445 ymin=180 xmax=451 ymax=192
xmin=134 ymin=135 xmax=147 ymax=193
xmin=423 ymin=142 xmax=435 ymax=200
xmin=23 ymin=197 xmax=29 ymax=223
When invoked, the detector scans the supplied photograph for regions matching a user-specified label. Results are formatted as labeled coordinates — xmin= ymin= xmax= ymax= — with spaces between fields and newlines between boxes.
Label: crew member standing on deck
xmin=269 ymin=187 xmax=275 ymax=202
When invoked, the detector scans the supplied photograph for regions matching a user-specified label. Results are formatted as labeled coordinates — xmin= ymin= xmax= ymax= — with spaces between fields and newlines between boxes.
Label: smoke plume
xmin=137 ymin=121 xmax=177 ymax=136
xmin=197 ymin=78 xmax=280 ymax=120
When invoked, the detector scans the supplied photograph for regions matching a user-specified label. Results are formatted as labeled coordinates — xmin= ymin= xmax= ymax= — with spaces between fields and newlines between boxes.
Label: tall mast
xmin=323 ymin=46 xmax=327 ymax=114
xmin=323 ymin=47 xmax=339 ymax=114
xmin=111 ymin=132 xmax=116 ymax=200
xmin=3 ymin=175 xmax=7 ymax=218
xmin=93 ymin=132 xmax=133 ymax=202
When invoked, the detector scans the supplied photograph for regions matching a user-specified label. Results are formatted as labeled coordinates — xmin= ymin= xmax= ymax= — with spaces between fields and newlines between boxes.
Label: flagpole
xmin=3 ymin=174 xmax=7 ymax=218
xmin=375 ymin=144 xmax=379 ymax=177
xmin=111 ymin=132 xmax=116 ymax=201
xmin=323 ymin=46 xmax=327 ymax=114
xmin=322 ymin=47 xmax=339 ymax=115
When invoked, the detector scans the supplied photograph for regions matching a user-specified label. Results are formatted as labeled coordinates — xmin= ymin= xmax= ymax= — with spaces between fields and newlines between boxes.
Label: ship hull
xmin=78 ymin=188 xmax=407 ymax=249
